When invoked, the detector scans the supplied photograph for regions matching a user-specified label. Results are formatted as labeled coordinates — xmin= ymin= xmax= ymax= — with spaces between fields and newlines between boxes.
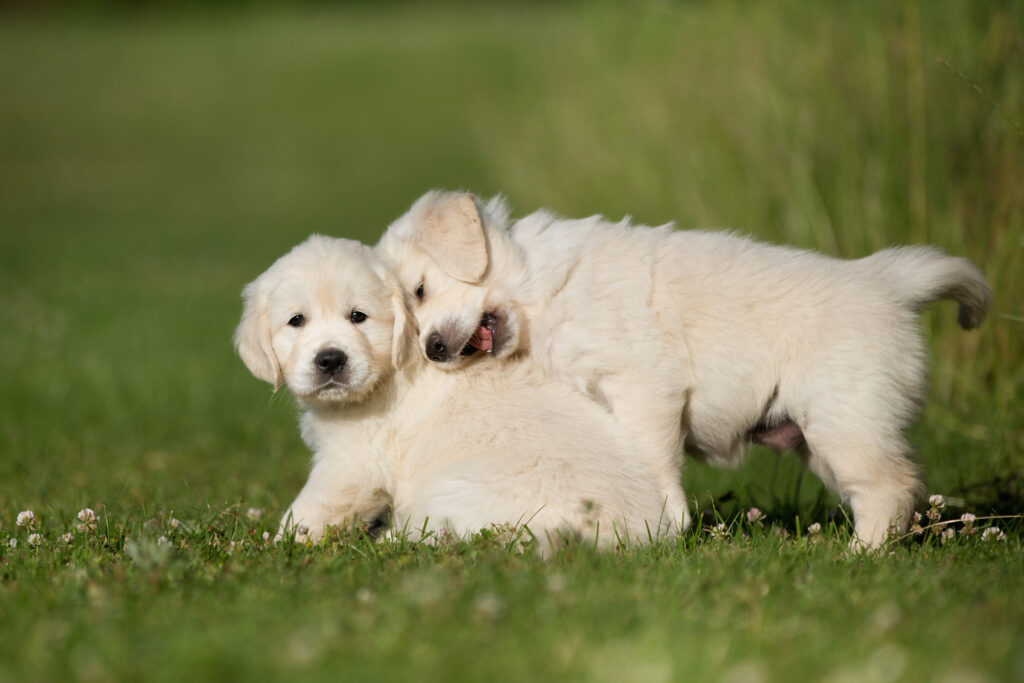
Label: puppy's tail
xmin=861 ymin=246 xmax=991 ymax=329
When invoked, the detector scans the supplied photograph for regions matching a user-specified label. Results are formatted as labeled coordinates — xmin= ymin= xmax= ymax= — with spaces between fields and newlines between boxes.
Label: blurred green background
xmin=1 ymin=0 xmax=1021 ymax=522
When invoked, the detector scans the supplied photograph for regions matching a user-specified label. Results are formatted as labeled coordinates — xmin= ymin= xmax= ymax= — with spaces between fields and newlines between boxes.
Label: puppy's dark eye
xmin=288 ymin=314 xmax=305 ymax=328
xmin=350 ymin=310 xmax=367 ymax=324
xmin=415 ymin=283 xmax=425 ymax=301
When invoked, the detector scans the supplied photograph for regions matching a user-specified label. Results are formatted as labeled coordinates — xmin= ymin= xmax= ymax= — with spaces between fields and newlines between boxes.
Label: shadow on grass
xmin=696 ymin=470 xmax=1024 ymax=536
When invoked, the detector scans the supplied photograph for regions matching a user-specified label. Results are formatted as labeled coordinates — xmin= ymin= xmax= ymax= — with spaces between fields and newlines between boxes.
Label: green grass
xmin=1 ymin=1 xmax=1022 ymax=681
xmin=4 ymin=508 xmax=1023 ymax=682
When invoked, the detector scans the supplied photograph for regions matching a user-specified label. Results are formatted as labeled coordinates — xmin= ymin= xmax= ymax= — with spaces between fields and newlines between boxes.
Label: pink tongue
xmin=468 ymin=325 xmax=493 ymax=351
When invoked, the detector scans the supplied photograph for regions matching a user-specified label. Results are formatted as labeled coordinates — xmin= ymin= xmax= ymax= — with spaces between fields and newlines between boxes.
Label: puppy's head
xmin=376 ymin=190 xmax=525 ymax=370
xmin=234 ymin=236 xmax=413 ymax=405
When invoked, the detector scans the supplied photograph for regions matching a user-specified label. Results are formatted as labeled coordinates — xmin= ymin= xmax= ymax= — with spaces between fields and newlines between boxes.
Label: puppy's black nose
xmin=425 ymin=332 xmax=448 ymax=362
xmin=314 ymin=348 xmax=347 ymax=375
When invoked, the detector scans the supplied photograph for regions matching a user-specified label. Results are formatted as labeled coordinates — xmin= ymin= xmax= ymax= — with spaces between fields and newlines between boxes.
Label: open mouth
xmin=460 ymin=312 xmax=498 ymax=357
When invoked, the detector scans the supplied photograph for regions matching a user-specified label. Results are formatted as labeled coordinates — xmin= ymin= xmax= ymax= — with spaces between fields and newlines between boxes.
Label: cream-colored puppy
xmin=234 ymin=235 xmax=679 ymax=551
xmin=376 ymin=191 xmax=992 ymax=547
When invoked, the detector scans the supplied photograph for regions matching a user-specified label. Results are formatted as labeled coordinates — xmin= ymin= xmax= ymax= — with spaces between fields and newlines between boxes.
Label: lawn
xmin=1 ymin=1 xmax=1022 ymax=681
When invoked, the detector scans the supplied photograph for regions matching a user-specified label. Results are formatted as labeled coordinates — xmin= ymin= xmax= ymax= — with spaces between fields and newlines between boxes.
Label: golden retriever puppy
xmin=376 ymin=191 xmax=991 ymax=547
xmin=234 ymin=235 xmax=679 ymax=551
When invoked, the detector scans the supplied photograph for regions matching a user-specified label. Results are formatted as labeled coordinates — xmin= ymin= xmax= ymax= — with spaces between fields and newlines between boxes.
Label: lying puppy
xmin=234 ymin=235 xmax=679 ymax=551
xmin=376 ymin=191 xmax=992 ymax=547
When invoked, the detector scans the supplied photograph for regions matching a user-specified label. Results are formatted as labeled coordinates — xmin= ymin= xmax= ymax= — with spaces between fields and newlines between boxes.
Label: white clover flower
xmin=7 ymin=538 xmax=16 ymax=549
xmin=807 ymin=522 xmax=822 ymax=535
xmin=928 ymin=494 xmax=945 ymax=509
xmin=61 ymin=532 xmax=73 ymax=544
xmin=16 ymin=510 xmax=35 ymax=528
xmin=746 ymin=508 xmax=765 ymax=525
xmin=913 ymin=512 xmax=922 ymax=524
xmin=709 ymin=523 xmax=729 ymax=541
xmin=75 ymin=523 xmax=86 ymax=533
xmin=27 ymin=533 xmax=41 ymax=547
xmin=960 ymin=513 xmax=976 ymax=524
xmin=772 ymin=526 xmax=790 ymax=539
xmin=910 ymin=524 xmax=924 ymax=536
xmin=246 ymin=508 xmax=262 ymax=521
xmin=940 ymin=527 xmax=956 ymax=544
xmin=157 ymin=536 xmax=170 ymax=546
xmin=981 ymin=527 xmax=1005 ymax=542
xmin=169 ymin=518 xmax=181 ymax=529
xmin=926 ymin=508 xmax=942 ymax=523
xmin=77 ymin=508 xmax=96 ymax=523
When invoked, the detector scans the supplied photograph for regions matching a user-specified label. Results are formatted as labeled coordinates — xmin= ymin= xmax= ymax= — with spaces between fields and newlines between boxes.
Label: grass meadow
xmin=1 ymin=1 xmax=1022 ymax=680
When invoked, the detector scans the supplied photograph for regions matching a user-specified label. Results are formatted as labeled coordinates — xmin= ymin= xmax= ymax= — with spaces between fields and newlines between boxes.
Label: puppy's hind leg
xmin=800 ymin=426 xmax=924 ymax=549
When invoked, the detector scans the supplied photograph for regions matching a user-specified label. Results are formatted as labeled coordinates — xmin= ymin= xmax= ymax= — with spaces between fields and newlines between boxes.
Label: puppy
xmin=376 ymin=191 xmax=992 ymax=547
xmin=234 ymin=235 xmax=679 ymax=551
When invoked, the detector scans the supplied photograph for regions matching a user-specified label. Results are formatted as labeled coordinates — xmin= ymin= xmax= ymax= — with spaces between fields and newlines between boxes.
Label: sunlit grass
xmin=2 ymin=501 xmax=1022 ymax=681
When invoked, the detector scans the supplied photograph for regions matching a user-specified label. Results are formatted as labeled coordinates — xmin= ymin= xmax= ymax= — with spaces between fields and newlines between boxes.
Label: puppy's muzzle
xmin=425 ymin=313 xmax=501 ymax=363
xmin=314 ymin=348 xmax=348 ymax=376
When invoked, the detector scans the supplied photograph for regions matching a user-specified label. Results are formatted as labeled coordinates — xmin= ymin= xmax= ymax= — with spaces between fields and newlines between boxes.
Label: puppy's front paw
xmin=276 ymin=512 xmax=315 ymax=544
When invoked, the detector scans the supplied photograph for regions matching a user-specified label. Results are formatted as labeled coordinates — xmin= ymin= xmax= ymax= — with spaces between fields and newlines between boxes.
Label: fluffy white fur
xmin=376 ymin=191 xmax=992 ymax=547
xmin=234 ymin=235 xmax=679 ymax=552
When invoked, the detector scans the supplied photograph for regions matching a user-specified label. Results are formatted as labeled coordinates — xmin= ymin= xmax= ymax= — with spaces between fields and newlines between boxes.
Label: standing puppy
xmin=376 ymin=191 xmax=991 ymax=547
xmin=235 ymin=235 xmax=680 ymax=551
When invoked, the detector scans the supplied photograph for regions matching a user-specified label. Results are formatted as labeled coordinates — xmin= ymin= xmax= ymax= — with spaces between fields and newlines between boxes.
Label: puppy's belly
xmin=684 ymin=417 xmax=805 ymax=464
xmin=749 ymin=420 xmax=804 ymax=452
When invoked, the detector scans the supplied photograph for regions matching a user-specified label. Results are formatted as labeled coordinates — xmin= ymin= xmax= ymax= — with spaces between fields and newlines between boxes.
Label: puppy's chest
xmin=302 ymin=410 xmax=394 ymax=466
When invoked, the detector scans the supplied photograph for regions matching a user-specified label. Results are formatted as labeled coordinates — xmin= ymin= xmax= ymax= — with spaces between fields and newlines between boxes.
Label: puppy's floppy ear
xmin=414 ymin=193 xmax=489 ymax=283
xmin=371 ymin=259 xmax=416 ymax=369
xmin=389 ymin=287 xmax=415 ymax=369
xmin=234 ymin=279 xmax=283 ymax=390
